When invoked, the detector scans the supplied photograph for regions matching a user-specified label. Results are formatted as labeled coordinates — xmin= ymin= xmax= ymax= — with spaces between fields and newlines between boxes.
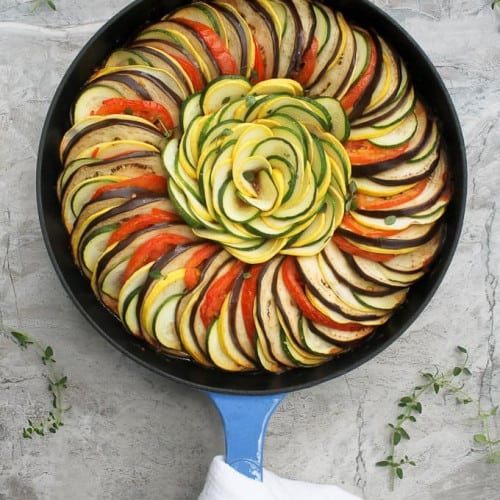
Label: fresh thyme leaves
xmin=384 ymin=215 xmax=397 ymax=226
xmin=345 ymin=180 xmax=357 ymax=212
xmin=32 ymin=0 xmax=57 ymax=11
xmin=377 ymin=346 xmax=499 ymax=489
xmin=6 ymin=327 xmax=68 ymax=438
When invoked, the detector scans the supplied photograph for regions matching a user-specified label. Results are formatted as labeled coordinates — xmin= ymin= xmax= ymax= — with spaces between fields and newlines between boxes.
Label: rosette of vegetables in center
xmin=163 ymin=76 xmax=351 ymax=263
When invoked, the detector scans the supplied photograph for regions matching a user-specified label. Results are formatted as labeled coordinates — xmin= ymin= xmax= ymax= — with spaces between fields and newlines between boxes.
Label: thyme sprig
xmin=32 ymin=0 xmax=56 ymax=11
xmin=5 ymin=327 xmax=68 ymax=438
xmin=377 ymin=346 xmax=499 ymax=489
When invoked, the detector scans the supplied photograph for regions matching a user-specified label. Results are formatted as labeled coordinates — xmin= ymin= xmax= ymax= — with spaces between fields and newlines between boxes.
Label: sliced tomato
xmin=281 ymin=257 xmax=361 ymax=331
xmin=92 ymin=98 xmax=175 ymax=130
xmin=355 ymin=179 xmax=428 ymax=210
xmin=107 ymin=210 xmax=181 ymax=247
xmin=170 ymin=54 xmax=205 ymax=92
xmin=91 ymin=174 xmax=167 ymax=201
xmin=340 ymin=214 xmax=403 ymax=238
xmin=341 ymin=32 xmax=377 ymax=111
xmin=123 ymin=232 xmax=191 ymax=283
xmin=251 ymin=35 xmax=266 ymax=83
xmin=333 ymin=234 xmax=397 ymax=262
xmin=199 ymin=260 xmax=246 ymax=328
xmin=240 ymin=263 xmax=263 ymax=341
xmin=344 ymin=139 xmax=409 ymax=165
xmin=175 ymin=18 xmax=238 ymax=75
xmin=294 ymin=36 xmax=318 ymax=86
xmin=184 ymin=243 xmax=220 ymax=290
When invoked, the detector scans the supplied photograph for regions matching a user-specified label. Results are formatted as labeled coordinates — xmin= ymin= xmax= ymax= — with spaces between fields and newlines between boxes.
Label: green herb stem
xmin=377 ymin=346 xmax=499 ymax=489
xmin=4 ymin=326 xmax=68 ymax=438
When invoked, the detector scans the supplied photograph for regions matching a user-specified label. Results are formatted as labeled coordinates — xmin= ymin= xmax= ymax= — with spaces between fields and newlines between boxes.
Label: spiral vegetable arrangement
xmin=57 ymin=0 xmax=452 ymax=372
xmin=165 ymin=77 xmax=349 ymax=263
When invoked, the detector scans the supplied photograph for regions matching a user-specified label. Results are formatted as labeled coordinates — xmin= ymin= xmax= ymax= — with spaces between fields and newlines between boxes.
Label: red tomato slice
xmin=91 ymin=174 xmax=167 ymax=201
xmin=107 ymin=210 xmax=181 ymax=247
xmin=240 ymin=263 xmax=263 ymax=341
xmin=92 ymin=98 xmax=175 ymax=130
xmin=199 ymin=260 xmax=246 ymax=328
xmin=341 ymin=32 xmax=377 ymax=111
xmin=333 ymin=234 xmax=397 ymax=262
xmin=183 ymin=243 xmax=220 ymax=290
xmin=123 ymin=232 xmax=191 ymax=283
xmin=344 ymin=139 xmax=409 ymax=165
xmin=281 ymin=257 xmax=362 ymax=331
xmin=294 ymin=36 xmax=318 ymax=86
xmin=175 ymin=18 xmax=238 ymax=75
xmin=355 ymin=179 xmax=428 ymax=210
xmin=251 ymin=35 xmax=266 ymax=83
xmin=170 ymin=54 xmax=205 ymax=91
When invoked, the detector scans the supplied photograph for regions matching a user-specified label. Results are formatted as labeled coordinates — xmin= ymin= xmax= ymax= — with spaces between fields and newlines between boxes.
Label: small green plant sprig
xmin=6 ymin=327 xmax=68 ymax=438
xmin=377 ymin=346 xmax=499 ymax=490
xmin=32 ymin=0 xmax=57 ymax=11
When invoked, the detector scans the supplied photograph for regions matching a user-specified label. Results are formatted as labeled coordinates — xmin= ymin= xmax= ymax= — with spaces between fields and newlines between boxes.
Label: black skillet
xmin=37 ymin=0 xmax=467 ymax=482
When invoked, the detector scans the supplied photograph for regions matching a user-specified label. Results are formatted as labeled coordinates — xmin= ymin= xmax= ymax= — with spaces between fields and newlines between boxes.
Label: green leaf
xmin=453 ymin=366 xmax=462 ymax=376
xmin=474 ymin=434 xmax=488 ymax=444
xmin=433 ymin=383 xmax=440 ymax=394
xmin=376 ymin=460 xmax=390 ymax=467
xmin=399 ymin=396 xmax=413 ymax=405
xmin=399 ymin=427 xmax=410 ymax=440
xmin=148 ymin=270 xmax=164 ymax=280
xmin=384 ymin=215 xmax=397 ymax=226
xmin=462 ymin=367 xmax=472 ymax=376
xmin=487 ymin=451 xmax=500 ymax=464
xmin=396 ymin=467 xmax=403 ymax=479
xmin=393 ymin=430 xmax=402 ymax=446
xmin=47 ymin=0 xmax=57 ymax=10
xmin=10 ymin=330 xmax=33 ymax=348
xmin=457 ymin=345 xmax=467 ymax=354
xmin=245 ymin=94 xmax=257 ymax=106
xmin=44 ymin=346 xmax=54 ymax=361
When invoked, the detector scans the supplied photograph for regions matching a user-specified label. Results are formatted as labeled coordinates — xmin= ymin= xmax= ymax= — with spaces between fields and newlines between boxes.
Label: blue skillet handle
xmin=206 ymin=392 xmax=285 ymax=481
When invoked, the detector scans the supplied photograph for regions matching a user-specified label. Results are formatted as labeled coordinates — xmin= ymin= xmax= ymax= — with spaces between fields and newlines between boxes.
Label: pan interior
xmin=36 ymin=0 xmax=466 ymax=394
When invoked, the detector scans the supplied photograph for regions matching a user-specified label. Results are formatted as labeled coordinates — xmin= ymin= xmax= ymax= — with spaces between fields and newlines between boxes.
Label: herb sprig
xmin=377 ymin=346 xmax=499 ymax=489
xmin=5 ymin=327 xmax=68 ymax=438
xmin=32 ymin=0 xmax=56 ymax=11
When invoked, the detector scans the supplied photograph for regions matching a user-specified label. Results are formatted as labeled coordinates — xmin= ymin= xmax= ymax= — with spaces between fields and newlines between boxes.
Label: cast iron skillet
xmin=36 ymin=0 xmax=466 ymax=480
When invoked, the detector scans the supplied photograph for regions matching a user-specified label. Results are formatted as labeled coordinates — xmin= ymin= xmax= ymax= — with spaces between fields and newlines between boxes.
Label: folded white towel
xmin=198 ymin=455 xmax=363 ymax=500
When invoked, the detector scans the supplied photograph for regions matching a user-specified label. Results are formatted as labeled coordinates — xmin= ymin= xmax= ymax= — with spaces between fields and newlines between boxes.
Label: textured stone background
xmin=0 ymin=1 xmax=499 ymax=499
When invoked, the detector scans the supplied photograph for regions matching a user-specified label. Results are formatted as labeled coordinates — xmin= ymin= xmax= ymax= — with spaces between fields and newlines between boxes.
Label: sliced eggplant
xmin=60 ymin=114 xmax=167 ymax=166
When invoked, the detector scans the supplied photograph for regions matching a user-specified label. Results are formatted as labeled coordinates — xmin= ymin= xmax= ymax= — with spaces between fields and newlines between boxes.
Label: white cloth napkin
xmin=198 ymin=455 xmax=363 ymax=500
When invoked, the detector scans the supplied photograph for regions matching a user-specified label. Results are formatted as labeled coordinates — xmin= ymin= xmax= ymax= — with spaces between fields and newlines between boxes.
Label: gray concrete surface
xmin=1 ymin=0 xmax=499 ymax=498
